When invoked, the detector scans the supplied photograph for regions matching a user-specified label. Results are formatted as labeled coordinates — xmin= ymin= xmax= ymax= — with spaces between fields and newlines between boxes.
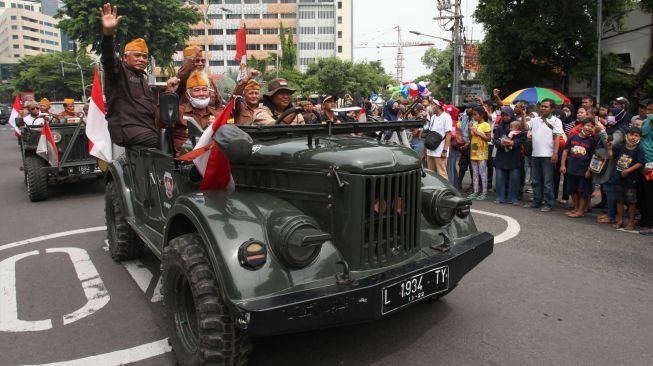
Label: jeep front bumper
xmin=233 ymin=231 xmax=494 ymax=336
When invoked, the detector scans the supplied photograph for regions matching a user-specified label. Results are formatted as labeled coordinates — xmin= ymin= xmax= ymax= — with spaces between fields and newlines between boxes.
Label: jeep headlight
xmin=51 ymin=130 xmax=62 ymax=143
xmin=421 ymin=187 xmax=471 ymax=226
xmin=268 ymin=214 xmax=331 ymax=268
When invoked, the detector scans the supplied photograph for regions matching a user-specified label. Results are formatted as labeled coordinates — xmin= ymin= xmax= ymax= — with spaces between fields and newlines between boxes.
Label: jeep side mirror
xmin=159 ymin=92 xmax=179 ymax=128
xmin=183 ymin=116 xmax=204 ymax=138
xmin=15 ymin=117 xmax=25 ymax=127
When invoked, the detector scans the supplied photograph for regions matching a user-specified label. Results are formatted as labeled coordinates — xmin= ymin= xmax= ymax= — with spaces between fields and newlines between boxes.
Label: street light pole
xmin=596 ymin=0 xmax=602 ymax=107
xmin=59 ymin=55 xmax=86 ymax=102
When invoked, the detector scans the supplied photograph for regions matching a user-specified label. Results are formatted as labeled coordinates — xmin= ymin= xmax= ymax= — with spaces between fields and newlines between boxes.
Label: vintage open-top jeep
xmin=17 ymin=117 xmax=103 ymax=202
xmin=104 ymin=97 xmax=494 ymax=365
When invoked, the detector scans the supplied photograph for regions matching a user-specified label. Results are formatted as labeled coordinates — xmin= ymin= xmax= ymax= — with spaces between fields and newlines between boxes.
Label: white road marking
xmin=0 ymin=250 xmax=53 ymax=332
xmin=471 ymin=209 xmax=521 ymax=244
xmin=0 ymin=226 xmax=106 ymax=252
xmin=121 ymin=260 xmax=153 ymax=293
xmin=46 ymin=248 xmax=110 ymax=325
xmin=151 ymin=277 xmax=163 ymax=303
xmin=0 ymin=227 xmax=172 ymax=364
xmin=23 ymin=338 xmax=172 ymax=366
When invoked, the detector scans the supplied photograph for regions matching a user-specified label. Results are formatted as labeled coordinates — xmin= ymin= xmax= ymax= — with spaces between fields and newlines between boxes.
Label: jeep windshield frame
xmin=238 ymin=120 xmax=424 ymax=139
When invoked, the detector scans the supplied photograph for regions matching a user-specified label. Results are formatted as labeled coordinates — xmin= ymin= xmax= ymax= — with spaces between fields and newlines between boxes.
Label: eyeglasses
xmin=194 ymin=58 xmax=206 ymax=63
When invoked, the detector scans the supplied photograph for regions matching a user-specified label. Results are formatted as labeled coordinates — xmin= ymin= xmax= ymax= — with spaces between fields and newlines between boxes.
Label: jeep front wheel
xmin=25 ymin=156 xmax=48 ymax=202
xmin=105 ymin=181 xmax=143 ymax=261
xmin=162 ymin=233 xmax=250 ymax=366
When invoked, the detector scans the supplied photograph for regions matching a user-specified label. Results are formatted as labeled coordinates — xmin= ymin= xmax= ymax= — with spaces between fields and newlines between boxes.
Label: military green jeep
xmin=104 ymin=96 xmax=493 ymax=366
xmin=17 ymin=118 xmax=103 ymax=202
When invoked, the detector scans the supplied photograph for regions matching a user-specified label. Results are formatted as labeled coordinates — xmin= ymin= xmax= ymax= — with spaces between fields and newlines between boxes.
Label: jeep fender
xmin=104 ymin=154 xmax=136 ymax=219
xmin=164 ymin=190 xmax=345 ymax=303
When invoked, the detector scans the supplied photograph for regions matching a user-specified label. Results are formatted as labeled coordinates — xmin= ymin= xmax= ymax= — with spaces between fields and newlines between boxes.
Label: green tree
xmin=0 ymin=83 xmax=15 ymax=104
xmin=473 ymin=0 xmax=633 ymax=94
xmin=416 ymin=46 xmax=453 ymax=102
xmin=57 ymin=0 xmax=201 ymax=68
xmin=302 ymin=57 xmax=393 ymax=97
xmin=278 ymin=23 xmax=297 ymax=70
xmin=10 ymin=51 xmax=95 ymax=101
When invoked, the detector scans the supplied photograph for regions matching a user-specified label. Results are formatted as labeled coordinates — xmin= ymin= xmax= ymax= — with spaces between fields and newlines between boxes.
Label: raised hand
xmin=99 ymin=3 xmax=122 ymax=36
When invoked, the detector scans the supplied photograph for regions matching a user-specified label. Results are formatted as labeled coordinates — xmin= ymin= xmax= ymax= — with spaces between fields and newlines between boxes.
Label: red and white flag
xmin=235 ymin=25 xmax=247 ymax=81
xmin=177 ymin=98 xmax=235 ymax=190
xmin=36 ymin=121 xmax=59 ymax=167
xmin=85 ymin=68 xmax=112 ymax=163
xmin=357 ymin=104 xmax=367 ymax=122
xmin=8 ymin=94 xmax=22 ymax=136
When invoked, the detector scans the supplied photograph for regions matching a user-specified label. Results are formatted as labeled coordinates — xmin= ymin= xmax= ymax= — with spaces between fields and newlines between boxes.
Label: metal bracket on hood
xmin=329 ymin=165 xmax=348 ymax=189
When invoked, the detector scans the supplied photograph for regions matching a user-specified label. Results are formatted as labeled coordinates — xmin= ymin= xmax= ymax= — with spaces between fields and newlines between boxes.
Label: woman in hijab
xmin=492 ymin=106 xmax=526 ymax=204
xmin=595 ymin=107 xmax=627 ymax=223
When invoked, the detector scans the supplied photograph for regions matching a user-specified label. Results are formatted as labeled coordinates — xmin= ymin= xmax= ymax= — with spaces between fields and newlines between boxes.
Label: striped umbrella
xmin=502 ymin=87 xmax=571 ymax=105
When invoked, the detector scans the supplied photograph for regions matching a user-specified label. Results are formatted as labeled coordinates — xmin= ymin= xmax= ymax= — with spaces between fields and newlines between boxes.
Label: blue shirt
xmin=565 ymin=133 xmax=596 ymax=176
xmin=610 ymin=144 xmax=645 ymax=186
xmin=459 ymin=113 xmax=472 ymax=144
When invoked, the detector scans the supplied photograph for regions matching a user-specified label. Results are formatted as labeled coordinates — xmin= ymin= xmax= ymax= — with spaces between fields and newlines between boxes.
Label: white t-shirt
xmin=527 ymin=115 xmax=563 ymax=157
xmin=424 ymin=112 xmax=452 ymax=156
xmin=23 ymin=114 xmax=46 ymax=126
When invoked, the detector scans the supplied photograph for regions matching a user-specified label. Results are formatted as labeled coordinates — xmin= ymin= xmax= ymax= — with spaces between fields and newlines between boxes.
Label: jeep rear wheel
xmin=105 ymin=181 xmax=143 ymax=261
xmin=162 ymin=234 xmax=250 ymax=366
xmin=25 ymin=156 xmax=48 ymax=202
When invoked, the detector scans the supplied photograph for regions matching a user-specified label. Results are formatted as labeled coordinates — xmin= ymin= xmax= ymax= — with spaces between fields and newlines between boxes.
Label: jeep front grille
xmin=360 ymin=170 xmax=421 ymax=266
xmin=59 ymin=131 xmax=92 ymax=162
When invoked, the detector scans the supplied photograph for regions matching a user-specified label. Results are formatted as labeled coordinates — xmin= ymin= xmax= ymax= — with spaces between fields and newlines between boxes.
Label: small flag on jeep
xmin=86 ymin=67 xmax=113 ymax=163
xmin=36 ymin=121 xmax=59 ymax=167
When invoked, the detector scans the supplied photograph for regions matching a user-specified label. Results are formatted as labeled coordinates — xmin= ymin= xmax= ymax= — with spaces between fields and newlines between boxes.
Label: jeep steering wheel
xmin=274 ymin=107 xmax=304 ymax=125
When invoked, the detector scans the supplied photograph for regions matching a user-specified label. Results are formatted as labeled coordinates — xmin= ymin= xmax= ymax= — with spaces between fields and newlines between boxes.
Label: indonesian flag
xmin=36 ymin=121 xmax=59 ymax=167
xmin=177 ymin=98 xmax=235 ymax=190
xmin=85 ymin=68 xmax=112 ymax=163
xmin=8 ymin=95 xmax=22 ymax=136
xmin=357 ymin=104 xmax=367 ymax=122
xmin=235 ymin=25 xmax=247 ymax=81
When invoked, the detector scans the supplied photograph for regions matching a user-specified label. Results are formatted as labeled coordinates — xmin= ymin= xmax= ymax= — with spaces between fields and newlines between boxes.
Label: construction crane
xmin=354 ymin=26 xmax=435 ymax=83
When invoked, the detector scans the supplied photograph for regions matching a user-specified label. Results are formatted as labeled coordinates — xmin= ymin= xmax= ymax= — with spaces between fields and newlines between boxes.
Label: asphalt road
xmin=0 ymin=127 xmax=652 ymax=366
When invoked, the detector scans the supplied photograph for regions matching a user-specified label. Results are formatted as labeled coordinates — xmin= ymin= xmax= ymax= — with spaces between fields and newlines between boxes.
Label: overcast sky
xmin=352 ymin=0 xmax=483 ymax=83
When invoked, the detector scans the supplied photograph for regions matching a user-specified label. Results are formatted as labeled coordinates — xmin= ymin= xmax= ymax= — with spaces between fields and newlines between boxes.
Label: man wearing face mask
xmin=99 ymin=3 xmax=158 ymax=148
xmin=176 ymin=44 xmax=223 ymax=111
xmin=160 ymin=71 xmax=222 ymax=151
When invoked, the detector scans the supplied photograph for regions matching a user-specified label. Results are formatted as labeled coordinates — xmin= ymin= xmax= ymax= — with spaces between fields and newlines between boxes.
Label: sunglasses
xmin=194 ymin=58 xmax=206 ymax=63
xmin=28 ymin=107 xmax=39 ymax=110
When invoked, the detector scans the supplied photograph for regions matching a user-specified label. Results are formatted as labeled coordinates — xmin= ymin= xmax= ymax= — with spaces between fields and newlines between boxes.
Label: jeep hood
xmin=245 ymin=136 xmax=421 ymax=174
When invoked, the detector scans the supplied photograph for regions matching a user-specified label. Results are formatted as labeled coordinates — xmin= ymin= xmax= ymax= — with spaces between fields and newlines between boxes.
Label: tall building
xmin=168 ymin=0 xmax=353 ymax=78
xmin=0 ymin=0 xmax=62 ymax=78
xmin=40 ymin=0 xmax=75 ymax=51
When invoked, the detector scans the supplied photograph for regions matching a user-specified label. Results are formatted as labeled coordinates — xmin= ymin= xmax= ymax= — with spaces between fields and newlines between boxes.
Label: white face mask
xmin=188 ymin=92 xmax=209 ymax=109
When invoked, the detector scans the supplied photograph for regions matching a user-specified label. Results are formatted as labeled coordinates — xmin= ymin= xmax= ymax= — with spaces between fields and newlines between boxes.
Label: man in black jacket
xmin=99 ymin=3 xmax=158 ymax=148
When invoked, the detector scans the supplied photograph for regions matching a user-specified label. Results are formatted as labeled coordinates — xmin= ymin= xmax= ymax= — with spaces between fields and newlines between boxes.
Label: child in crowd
xmin=468 ymin=106 xmax=492 ymax=200
xmin=501 ymin=121 xmax=522 ymax=151
xmin=608 ymin=127 xmax=645 ymax=230
xmin=560 ymin=118 xmax=597 ymax=217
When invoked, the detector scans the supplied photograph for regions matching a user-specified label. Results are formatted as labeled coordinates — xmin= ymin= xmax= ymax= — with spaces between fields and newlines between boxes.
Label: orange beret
xmin=187 ymin=71 xmax=208 ymax=89
xmin=243 ymin=79 xmax=260 ymax=91
xmin=39 ymin=98 xmax=50 ymax=107
xmin=63 ymin=98 xmax=74 ymax=105
xmin=124 ymin=38 xmax=148 ymax=54
xmin=183 ymin=44 xmax=202 ymax=58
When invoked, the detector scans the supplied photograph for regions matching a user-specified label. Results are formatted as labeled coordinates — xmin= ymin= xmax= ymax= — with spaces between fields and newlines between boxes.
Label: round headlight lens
xmin=268 ymin=215 xmax=330 ymax=268
xmin=422 ymin=188 xmax=458 ymax=226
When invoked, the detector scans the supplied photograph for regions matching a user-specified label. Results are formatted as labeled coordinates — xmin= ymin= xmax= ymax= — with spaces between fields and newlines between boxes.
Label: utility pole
xmin=434 ymin=0 xmax=463 ymax=104
xmin=596 ymin=0 xmax=602 ymax=107
xmin=394 ymin=26 xmax=405 ymax=83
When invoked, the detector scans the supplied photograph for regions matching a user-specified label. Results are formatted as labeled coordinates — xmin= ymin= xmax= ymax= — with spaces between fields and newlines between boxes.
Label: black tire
xmin=162 ymin=233 xmax=250 ymax=366
xmin=25 ymin=156 xmax=48 ymax=202
xmin=105 ymin=180 xmax=144 ymax=261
